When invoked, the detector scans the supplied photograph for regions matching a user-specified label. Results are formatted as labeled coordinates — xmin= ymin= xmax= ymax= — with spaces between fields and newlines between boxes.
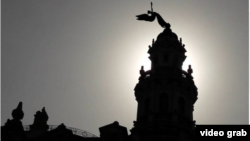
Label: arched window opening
xmin=159 ymin=93 xmax=168 ymax=113
xmin=179 ymin=97 xmax=185 ymax=115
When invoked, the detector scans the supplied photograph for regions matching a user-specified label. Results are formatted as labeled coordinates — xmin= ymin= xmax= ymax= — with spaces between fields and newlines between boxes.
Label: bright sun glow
xmin=141 ymin=54 xmax=151 ymax=71
xmin=182 ymin=57 xmax=192 ymax=71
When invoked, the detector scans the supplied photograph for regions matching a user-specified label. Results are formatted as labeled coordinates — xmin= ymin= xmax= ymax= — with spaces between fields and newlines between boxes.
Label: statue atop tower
xmin=136 ymin=2 xmax=171 ymax=29
xmin=131 ymin=3 xmax=198 ymax=141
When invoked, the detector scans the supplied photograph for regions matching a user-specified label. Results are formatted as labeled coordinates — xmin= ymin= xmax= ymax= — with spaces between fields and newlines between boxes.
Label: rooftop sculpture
xmin=132 ymin=3 xmax=198 ymax=141
xmin=136 ymin=2 xmax=171 ymax=28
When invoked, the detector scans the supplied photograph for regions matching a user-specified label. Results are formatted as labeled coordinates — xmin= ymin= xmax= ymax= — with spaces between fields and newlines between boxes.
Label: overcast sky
xmin=1 ymin=0 xmax=249 ymax=136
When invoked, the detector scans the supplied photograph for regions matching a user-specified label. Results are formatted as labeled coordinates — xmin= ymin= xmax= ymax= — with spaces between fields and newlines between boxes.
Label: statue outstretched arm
xmin=136 ymin=12 xmax=156 ymax=22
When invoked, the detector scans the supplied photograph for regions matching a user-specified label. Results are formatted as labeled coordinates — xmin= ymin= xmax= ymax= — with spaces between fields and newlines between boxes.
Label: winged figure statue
xmin=136 ymin=2 xmax=170 ymax=29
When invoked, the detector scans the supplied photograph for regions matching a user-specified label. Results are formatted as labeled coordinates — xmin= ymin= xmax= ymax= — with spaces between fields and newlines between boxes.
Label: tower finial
xmin=141 ymin=66 xmax=144 ymax=71
xmin=187 ymin=65 xmax=194 ymax=80
xmin=140 ymin=66 xmax=145 ymax=75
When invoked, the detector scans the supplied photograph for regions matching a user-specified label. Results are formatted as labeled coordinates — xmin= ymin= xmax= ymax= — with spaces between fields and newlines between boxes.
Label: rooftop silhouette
xmin=2 ymin=2 xmax=198 ymax=141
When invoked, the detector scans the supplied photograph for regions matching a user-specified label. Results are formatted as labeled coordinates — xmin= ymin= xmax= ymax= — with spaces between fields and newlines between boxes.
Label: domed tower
xmin=131 ymin=5 xmax=198 ymax=141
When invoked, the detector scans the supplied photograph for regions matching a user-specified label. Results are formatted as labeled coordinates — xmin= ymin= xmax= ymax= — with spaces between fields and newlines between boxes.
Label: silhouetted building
xmin=1 ymin=102 xmax=100 ymax=141
xmin=99 ymin=121 xmax=128 ymax=141
xmin=130 ymin=27 xmax=197 ymax=141
xmin=2 ymin=4 xmax=198 ymax=141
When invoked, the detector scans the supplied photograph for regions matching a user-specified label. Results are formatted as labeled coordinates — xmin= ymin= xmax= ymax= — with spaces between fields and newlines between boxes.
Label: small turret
xmin=30 ymin=107 xmax=49 ymax=131
xmin=2 ymin=102 xmax=27 ymax=141
xmin=27 ymin=107 xmax=49 ymax=138
xmin=12 ymin=102 xmax=24 ymax=120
